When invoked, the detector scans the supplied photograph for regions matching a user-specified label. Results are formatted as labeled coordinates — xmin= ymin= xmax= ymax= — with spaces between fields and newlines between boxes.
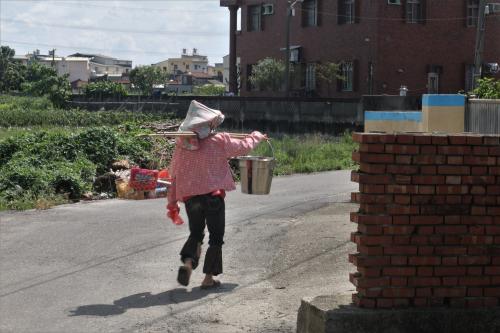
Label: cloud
xmin=1 ymin=0 xmax=229 ymax=65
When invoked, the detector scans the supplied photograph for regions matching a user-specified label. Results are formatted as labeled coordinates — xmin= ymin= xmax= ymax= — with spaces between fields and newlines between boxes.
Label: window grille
xmin=467 ymin=0 xmax=479 ymax=27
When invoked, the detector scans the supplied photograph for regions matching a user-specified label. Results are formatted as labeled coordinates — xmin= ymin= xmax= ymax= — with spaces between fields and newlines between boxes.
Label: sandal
xmin=200 ymin=280 xmax=221 ymax=290
xmin=177 ymin=266 xmax=191 ymax=286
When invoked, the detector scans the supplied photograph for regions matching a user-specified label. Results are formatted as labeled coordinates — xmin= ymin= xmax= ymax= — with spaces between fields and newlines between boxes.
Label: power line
xmin=0 ymin=40 xmax=227 ymax=58
xmin=0 ymin=18 xmax=228 ymax=37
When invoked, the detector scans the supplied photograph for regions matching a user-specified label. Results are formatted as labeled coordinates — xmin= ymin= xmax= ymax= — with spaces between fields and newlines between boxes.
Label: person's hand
xmin=251 ymin=131 xmax=268 ymax=142
xmin=167 ymin=202 xmax=184 ymax=225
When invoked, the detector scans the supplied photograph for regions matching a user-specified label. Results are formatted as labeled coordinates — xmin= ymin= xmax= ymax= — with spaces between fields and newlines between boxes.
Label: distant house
xmin=153 ymin=48 xmax=209 ymax=74
xmin=69 ymin=53 xmax=132 ymax=81
xmin=220 ymin=0 xmax=500 ymax=97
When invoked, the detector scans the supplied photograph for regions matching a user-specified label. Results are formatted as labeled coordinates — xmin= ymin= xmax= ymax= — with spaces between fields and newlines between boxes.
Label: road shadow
xmin=68 ymin=283 xmax=238 ymax=317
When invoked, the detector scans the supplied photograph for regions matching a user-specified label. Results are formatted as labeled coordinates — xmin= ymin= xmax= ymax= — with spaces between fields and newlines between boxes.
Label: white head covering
xmin=179 ymin=100 xmax=225 ymax=139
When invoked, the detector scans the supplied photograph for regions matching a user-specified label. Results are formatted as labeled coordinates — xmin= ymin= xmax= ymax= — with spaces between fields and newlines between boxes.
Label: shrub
xmin=472 ymin=77 xmax=500 ymax=99
xmin=84 ymin=81 xmax=127 ymax=98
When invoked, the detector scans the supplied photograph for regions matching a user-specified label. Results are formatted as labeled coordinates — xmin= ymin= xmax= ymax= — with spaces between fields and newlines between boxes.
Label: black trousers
xmin=180 ymin=194 xmax=225 ymax=275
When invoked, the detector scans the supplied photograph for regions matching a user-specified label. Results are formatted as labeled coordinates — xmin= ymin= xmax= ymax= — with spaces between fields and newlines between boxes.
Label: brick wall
xmin=350 ymin=132 xmax=500 ymax=308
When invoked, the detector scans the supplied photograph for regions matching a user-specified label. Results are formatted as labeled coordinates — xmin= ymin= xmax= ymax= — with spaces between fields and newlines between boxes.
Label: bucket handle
xmin=265 ymin=139 xmax=275 ymax=159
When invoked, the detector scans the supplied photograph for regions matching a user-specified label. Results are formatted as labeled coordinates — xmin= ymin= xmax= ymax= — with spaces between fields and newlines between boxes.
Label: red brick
xmin=387 ymin=205 xmax=419 ymax=215
xmin=385 ymin=144 xmax=419 ymax=154
xmin=458 ymin=256 xmax=490 ymax=265
xmin=436 ymin=185 xmax=469 ymax=195
xmin=350 ymin=274 xmax=391 ymax=288
xmin=359 ymin=143 xmax=385 ymax=153
xmin=435 ymin=246 xmax=467 ymax=255
xmin=473 ymin=146 xmax=489 ymax=155
xmin=382 ymin=288 xmax=415 ymax=298
xmin=445 ymin=176 xmax=461 ymax=185
xmin=360 ymin=203 xmax=386 ymax=214
xmin=349 ymin=254 xmax=391 ymax=267
xmin=468 ymin=246 xmax=488 ymax=255
xmin=484 ymin=288 xmax=500 ymax=297
xmin=393 ymin=216 xmax=410 ymax=225
xmin=468 ymin=288 xmax=483 ymax=297
xmin=391 ymin=256 xmax=408 ymax=265
xmin=447 ymin=156 xmax=464 ymax=165
xmin=489 ymin=146 xmax=500 ymax=156
xmin=357 ymin=245 xmax=384 ymax=255
xmin=376 ymin=299 xmax=394 ymax=308
xmin=394 ymin=175 xmax=412 ymax=184
xmin=468 ymin=267 xmax=483 ymax=275
xmin=490 ymin=167 xmax=500 ymax=175
xmin=354 ymin=153 xmax=395 ymax=164
xmin=384 ymin=246 xmax=418 ymax=255
xmin=488 ymin=207 xmax=500 ymax=215
xmin=471 ymin=206 xmax=487 ymax=215
xmin=360 ymin=184 xmax=386 ymax=194
xmin=386 ymin=185 xmax=418 ymax=194
xmin=351 ymin=192 xmax=360 ymax=203
xmin=438 ymin=166 xmax=471 ymax=175
xmin=358 ymin=194 xmax=393 ymax=204
xmin=442 ymin=257 xmax=458 ymax=265
xmin=461 ymin=216 xmax=493 ymax=224
xmin=487 ymin=186 xmax=500 ymax=195
xmin=421 ymin=166 xmax=437 ymax=174
xmin=359 ymin=163 xmax=387 ymax=174
xmin=438 ymin=145 xmax=471 ymax=155
xmin=356 ymin=287 xmax=383 ymax=297
xmin=461 ymin=235 xmax=494 ymax=245
xmin=417 ymin=185 xmax=436 ymax=195
xmin=409 ymin=256 xmax=441 ymax=266
xmin=395 ymin=155 xmax=412 ymax=164
xmin=433 ymin=287 xmax=466 ymax=298
xmin=434 ymin=267 xmax=466 ymax=276
xmin=483 ymin=136 xmax=500 ymax=145
xmin=358 ymin=267 xmax=382 ymax=278
xmin=448 ymin=135 xmax=467 ymax=145
xmin=445 ymin=215 xmax=461 ymax=224
xmin=445 ymin=195 xmax=462 ymax=204
xmin=421 ymin=145 xmax=437 ymax=154
xmin=472 ymin=166 xmax=488 ymax=175
xmin=413 ymin=155 xmax=446 ymax=165
xmin=394 ymin=195 xmax=411 ymax=205
xmin=383 ymin=225 xmax=415 ymax=235
xmin=409 ymin=277 xmax=441 ymax=286
xmin=358 ymin=224 xmax=383 ymax=235
xmin=413 ymin=298 xmax=429 ymax=307
xmin=418 ymin=246 xmax=434 ymax=255
xmin=357 ymin=214 xmax=392 ymax=225
xmin=485 ymin=226 xmax=500 ymax=235
xmin=459 ymin=277 xmax=491 ymax=286
xmin=393 ymin=236 xmax=411 ymax=245
xmin=464 ymin=156 xmax=497 ymax=166
xmin=354 ymin=234 xmax=393 ymax=246
xmin=466 ymin=135 xmax=484 ymax=145
xmin=469 ymin=226 xmax=485 ymax=235
xmin=396 ymin=134 xmax=415 ymax=144
xmin=431 ymin=135 xmax=449 ymax=145
xmin=412 ymin=175 xmax=445 ymax=185
xmin=387 ymin=165 xmax=419 ymax=174
xmin=417 ymin=267 xmax=434 ymax=276
xmin=358 ymin=173 xmax=392 ymax=184
xmin=414 ymin=134 xmax=432 ymax=144
xmin=410 ymin=216 xmax=443 ymax=225
xmin=462 ymin=176 xmax=496 ymax=184
xmin=352 ymin=133 xmax=396 ymax=144
xmin=352 ymin=294 xmax=376 ymax=308
xmin=383 ymin=267 xmax=416 ymax=276
xmin=435 ymin=226 xmax=467 ymax=234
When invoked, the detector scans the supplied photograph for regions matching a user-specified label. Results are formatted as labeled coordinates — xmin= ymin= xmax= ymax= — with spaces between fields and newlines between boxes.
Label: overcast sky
xmin=0 ymin=0 xmax=231 ymax=66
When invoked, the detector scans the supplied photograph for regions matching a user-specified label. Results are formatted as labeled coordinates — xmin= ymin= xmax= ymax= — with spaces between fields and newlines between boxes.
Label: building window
xmin=246 ymin=64 xmax=255 ymax=91
xmin=466 ymin=0 xmax=479 ymax=27
xmin=248 ymin=5 xmax=261 ymax=31
xmin=195 ymin=64 xmax=199 ymax=70
xmin=186 ymin=64 xmax=190 ymax=70
xmin=305 ymin=63 xmax=316 ymax=91
xmin=406 ymin=0 xmax=423 ymax=23
xmin=427 ymin=72 xmax=439 ymax=94
xmin=174 ymin=65 xmax=178 ymax=71
xmin=302 ymin=0 xmax=318 ymax=27
xmin=465 ymin=64 xmax=475 ymax=92
xmin=344 ymin=0 xmax=355 ymax=24
xmin=340 ymin=61 xmax=353 ymax=92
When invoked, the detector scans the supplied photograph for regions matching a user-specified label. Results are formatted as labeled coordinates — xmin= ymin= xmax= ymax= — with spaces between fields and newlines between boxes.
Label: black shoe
xmin=177 ymin=266 xmax=191 ymax=286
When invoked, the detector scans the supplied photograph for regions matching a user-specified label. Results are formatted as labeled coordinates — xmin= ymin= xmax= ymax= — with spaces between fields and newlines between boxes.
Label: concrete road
xmin=0 ymin=170 xmax=358 ymax=333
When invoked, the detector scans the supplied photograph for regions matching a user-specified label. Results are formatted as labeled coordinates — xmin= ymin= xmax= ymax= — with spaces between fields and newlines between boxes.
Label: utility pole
xmin=50 ymin=48 xmax=56 ymax=68
xmin=472 ymin=0 xmax=487 ymax=89
xmin=284 ymin=0 xmax=303 ymax=97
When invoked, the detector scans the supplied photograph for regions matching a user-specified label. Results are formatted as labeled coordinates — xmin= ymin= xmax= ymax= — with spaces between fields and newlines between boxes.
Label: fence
xmin=465 ymin=99 xmax=500 ymax=134
xmin=69 ymin=95 xmax=364 ymax=134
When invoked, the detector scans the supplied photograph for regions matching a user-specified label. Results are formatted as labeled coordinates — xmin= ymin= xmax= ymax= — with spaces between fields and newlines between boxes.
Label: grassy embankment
xmin=0 ymin=95 xmax=358 ymax=211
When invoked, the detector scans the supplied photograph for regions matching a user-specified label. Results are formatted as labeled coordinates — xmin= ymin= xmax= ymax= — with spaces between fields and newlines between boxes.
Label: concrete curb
xmin=297 ymin=294 xmax=500 ymax=333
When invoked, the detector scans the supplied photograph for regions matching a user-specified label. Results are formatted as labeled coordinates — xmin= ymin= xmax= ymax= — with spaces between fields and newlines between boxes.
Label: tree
xmin=21 ymin=62 xmax=71 ymax=108
xmin=248 ymin=58 xmax=286 ymax=92
xmin=0 ymin=45 xmax=25 ymax=92
xmin=84 ymin=81 xmax=127 ymax=98
xmin=316 ymin=62 xmax=342 ymax=97
xmin=472 ymin=77 xmax=500 ymax=99
xmin=193 ymin=84 xmax=225 ymax=96
xmin=129 ymin=66 xmax=167 ymax=95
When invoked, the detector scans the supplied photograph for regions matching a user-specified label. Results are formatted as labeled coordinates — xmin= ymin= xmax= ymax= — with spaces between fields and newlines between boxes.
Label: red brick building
xmin=220 ymin=0 xmax=500 ymax=97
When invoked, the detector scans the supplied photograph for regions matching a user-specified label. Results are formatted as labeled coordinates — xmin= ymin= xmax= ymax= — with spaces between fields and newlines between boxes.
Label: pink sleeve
xmin=167 ymin=148 xmax=179 ymax=204
xmin=220 ymin=131 xmax=266 ymax=158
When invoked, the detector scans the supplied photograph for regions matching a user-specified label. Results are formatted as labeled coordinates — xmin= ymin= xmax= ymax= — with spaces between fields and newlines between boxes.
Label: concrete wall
xmin=350 ymin=132 xmax=500 ymax=308
xmin=422 ymin=94 xmax=465 ymax=133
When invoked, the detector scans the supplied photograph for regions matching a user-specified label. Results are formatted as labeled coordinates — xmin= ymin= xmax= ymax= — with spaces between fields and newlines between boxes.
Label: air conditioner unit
xmin=488 ymin=3 xmax=500 ymax=13
xmin=388 ymin=0 xmax=401 ymax=4
xmin=262 ymin=4 xmax=274 ymax=15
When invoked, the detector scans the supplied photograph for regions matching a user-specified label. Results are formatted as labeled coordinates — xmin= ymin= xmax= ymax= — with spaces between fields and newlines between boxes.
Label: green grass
xmin=251 ymin=132 xmax=358 ymax=176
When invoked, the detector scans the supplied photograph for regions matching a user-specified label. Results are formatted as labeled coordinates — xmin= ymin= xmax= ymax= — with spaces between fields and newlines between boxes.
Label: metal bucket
xmin=237 ymin=141 xmax=275 ymax=195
